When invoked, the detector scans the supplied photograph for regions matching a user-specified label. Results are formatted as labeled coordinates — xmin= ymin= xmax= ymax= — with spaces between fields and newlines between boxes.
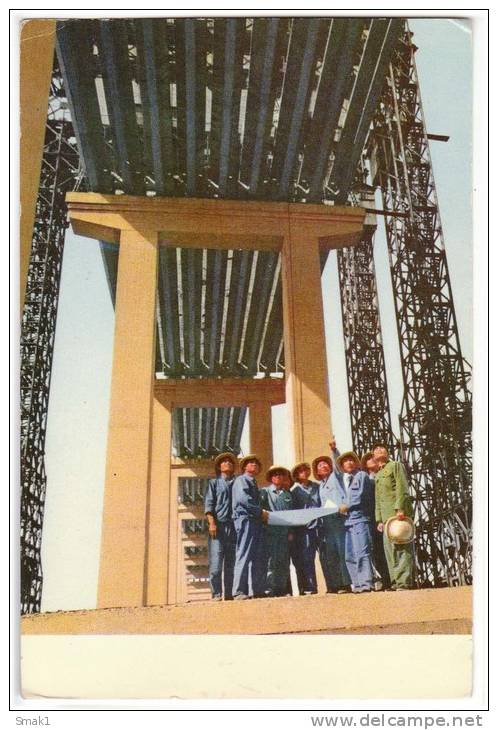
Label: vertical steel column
xmin=337 ymin=226 xmax=395 ymax=456
xmin=20 ymin=60 xmax=83 ymax=613
xmin=370 ymin=27 xmax=472 ymax=586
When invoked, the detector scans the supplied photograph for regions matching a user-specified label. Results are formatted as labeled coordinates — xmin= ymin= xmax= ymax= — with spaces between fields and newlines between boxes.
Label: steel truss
xmin=337 ymin=224 xmax=395 ymax=456
xmin=369 ymin=28 xmax=472 ymax=586
xmin=20 ymin=59 xmax=83 ymax=613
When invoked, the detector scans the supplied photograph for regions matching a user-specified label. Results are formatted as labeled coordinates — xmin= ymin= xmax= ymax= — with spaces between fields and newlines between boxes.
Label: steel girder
xmin=55 ymin=18 xmax=402 ymax=202
xmin=370 ymin=28 xmax=472 ymax=586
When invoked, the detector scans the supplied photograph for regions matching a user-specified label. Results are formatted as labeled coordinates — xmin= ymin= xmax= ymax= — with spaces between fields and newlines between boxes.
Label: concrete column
xmin=20 ymin=20 xmax=56 ymax=313
xmin=97 ymin=229 xmax=159 ymax=608
xmin=249 ymin=400 xmax=273 ymax=483
xmin=281 ymin=229 xmax=332 ymax=465
xmin=145 ymin=396 xmax=172 ymax=606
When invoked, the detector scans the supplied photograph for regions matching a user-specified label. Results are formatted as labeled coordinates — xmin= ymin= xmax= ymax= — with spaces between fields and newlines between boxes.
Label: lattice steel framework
xmin=370 ymin=28 xmax=473 ymax=586
xmin=337 ymin=224 xmax=395 ymax=457
xmin=20 ymin=59 xmax=83 ymax=613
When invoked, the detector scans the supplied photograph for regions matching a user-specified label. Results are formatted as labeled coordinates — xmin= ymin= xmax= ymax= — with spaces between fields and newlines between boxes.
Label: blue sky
xmin=41 ymin=18 xmax=473 ymax=611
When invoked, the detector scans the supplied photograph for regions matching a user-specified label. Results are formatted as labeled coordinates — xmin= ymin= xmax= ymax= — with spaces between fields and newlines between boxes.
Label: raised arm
xmin=329 ymin=437 xmax=342 ymax=474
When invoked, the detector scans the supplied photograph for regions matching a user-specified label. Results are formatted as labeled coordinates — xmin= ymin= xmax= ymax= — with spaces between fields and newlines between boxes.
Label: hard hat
xmin=385 ymin=515 xmax=415 ymax=545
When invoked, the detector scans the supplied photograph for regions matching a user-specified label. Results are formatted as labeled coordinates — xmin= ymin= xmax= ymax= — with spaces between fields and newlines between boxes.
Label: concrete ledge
xmin=22 ymin=586 xmax=472 ymax=635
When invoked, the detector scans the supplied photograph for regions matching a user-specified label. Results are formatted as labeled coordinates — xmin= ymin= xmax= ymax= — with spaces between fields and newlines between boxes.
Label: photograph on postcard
xmin=19 ymin=15 xmax=473 ymax=698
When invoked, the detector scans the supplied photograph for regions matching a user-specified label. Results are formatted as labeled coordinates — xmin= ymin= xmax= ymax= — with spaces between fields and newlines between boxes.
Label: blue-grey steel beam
xmin=173 ymin=409 xmax=184 ymax=456
xmin=180 ymin=19 xmax=207 ymax=196
xmin=184 ymin=19 xmax=198 ymax=196
xmin=335 ymin=18 xmax=405 ymax=203
xmin=99 ymin=242 xmax=119 ymax=305
xmin=271 ymin=18 xmax=324 ymax=199
xmin=136 ymin=19 xmax=176 ymax=195
xmin=191 ymin=408 xmax=200 ymax=454
xmin=240 ymin=18 xmax=283 ymax=195
xmin=219 ymin=20 xmax=244 ymax=196
xmin=204 ymin=249 xmax=225 ymax=374
xmin=97 ymin=20 xmax=145 ymax=194
xmin=243 ymin=252 xmax=279 ymax=371
xmin=55 ymin=20 xmax=112 ymax=191
xmin=225 ymin=250 xmax=252 ymax=371
xmin=202 ymin=408 xmax=212 ymax=455
xmin=217 ymin=409 xmax=230 ymax=452
xmin=173 ymin=19 xmax=188 ymax=192
xmin=210 ymin=19 xmax=246 ymax=196
xmin=258 ymin=273 xmax=284 ymax=374
xmin=181 ymin=248 xmax=202 ymax=371
xmin=233 ymin=407 xmax=247 ymax=454
xmin=329 ymin=18 xmax=405 ymax=203
xmin=304 ymin=18 xmax=365 ymax=201
xmin=157 ymin=248 xmax=180 ymax=374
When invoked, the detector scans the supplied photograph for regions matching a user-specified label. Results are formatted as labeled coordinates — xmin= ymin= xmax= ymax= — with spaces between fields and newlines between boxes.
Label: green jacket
xmin=374 ymin=460 xmax=413 ymax=523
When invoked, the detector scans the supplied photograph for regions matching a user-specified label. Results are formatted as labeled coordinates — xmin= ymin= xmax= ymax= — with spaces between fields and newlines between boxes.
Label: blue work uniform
xmin=204 ymin=475 xmax=236 ymax=599
xmin=231 ymin=473 xmax=265 ymax=598
xmin=260 ymin=486 xmax=294 ymax=597
xmin=291 ymin=481 xmax=322 ymax=593
xmin=319 ymin=469 xmax=351 ymax=591
xmin=342 ymin=470 xmax=375 ymax=591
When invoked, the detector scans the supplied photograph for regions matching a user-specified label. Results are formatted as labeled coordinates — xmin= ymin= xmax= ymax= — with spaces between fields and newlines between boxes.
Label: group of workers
xmin=204 ymin=440 xmax=415 ymax=601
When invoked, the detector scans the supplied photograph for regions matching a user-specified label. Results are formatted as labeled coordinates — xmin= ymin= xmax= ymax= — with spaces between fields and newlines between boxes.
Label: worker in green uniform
xmin=373 ymin=444 xmax=414 ymax=590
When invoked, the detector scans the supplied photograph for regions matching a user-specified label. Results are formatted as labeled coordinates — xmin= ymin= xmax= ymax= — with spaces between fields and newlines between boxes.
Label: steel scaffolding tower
xmin=20 ymin=59 xmax=83 ymax=613
xmin=369 ymin=28 xmax=473 ymax=586
xmin=337 ymin=225 xmax=395 ymax=456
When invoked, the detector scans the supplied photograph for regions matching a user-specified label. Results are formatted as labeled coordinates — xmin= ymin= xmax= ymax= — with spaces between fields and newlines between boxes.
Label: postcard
xmin=17 ymin=11 xmax=481 ymax=705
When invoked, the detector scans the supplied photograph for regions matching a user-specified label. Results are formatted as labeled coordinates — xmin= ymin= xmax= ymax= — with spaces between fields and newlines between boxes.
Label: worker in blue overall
xmin=204 ymin=452 xmax=238 ymax=601
xmin=282 ymin=469 xmax=297 ymax=596
xmin=361 ymin=451 xmax=391 ymax=591
xmin=231 ymin=455 xmax=269 ymax=600
xmin=290 ymin=462 xmax=321 ymax=594
xmin=336 ymin=451 xmax=376 ymax=593
xmin=260 ymin=466 xmax=294 ymax=597
xmin=313 ymin=451 xmax=351 ymax=593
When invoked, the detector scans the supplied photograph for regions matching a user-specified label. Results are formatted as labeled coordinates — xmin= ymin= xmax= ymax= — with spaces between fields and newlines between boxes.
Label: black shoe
xmin=337 ymin=586 xmax=352 ymax=594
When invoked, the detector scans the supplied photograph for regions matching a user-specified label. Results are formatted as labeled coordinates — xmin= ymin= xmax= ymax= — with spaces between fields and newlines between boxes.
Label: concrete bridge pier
xmin=67 ymin=194 xmax=366 ymax=609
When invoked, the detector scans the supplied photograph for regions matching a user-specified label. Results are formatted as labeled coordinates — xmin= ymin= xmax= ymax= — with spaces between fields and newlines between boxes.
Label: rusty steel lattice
xmin=370 ymin=28 xmax=473 ymax=587
xmin=337 ymin=225 xmax=395 ymax=457
xmin=20 ymin=59 xmax=83 ymax=613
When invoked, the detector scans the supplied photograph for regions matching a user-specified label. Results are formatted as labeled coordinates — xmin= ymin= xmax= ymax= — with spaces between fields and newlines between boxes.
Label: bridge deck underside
xmin=56 ymin=17 xmax=404 ymax=456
